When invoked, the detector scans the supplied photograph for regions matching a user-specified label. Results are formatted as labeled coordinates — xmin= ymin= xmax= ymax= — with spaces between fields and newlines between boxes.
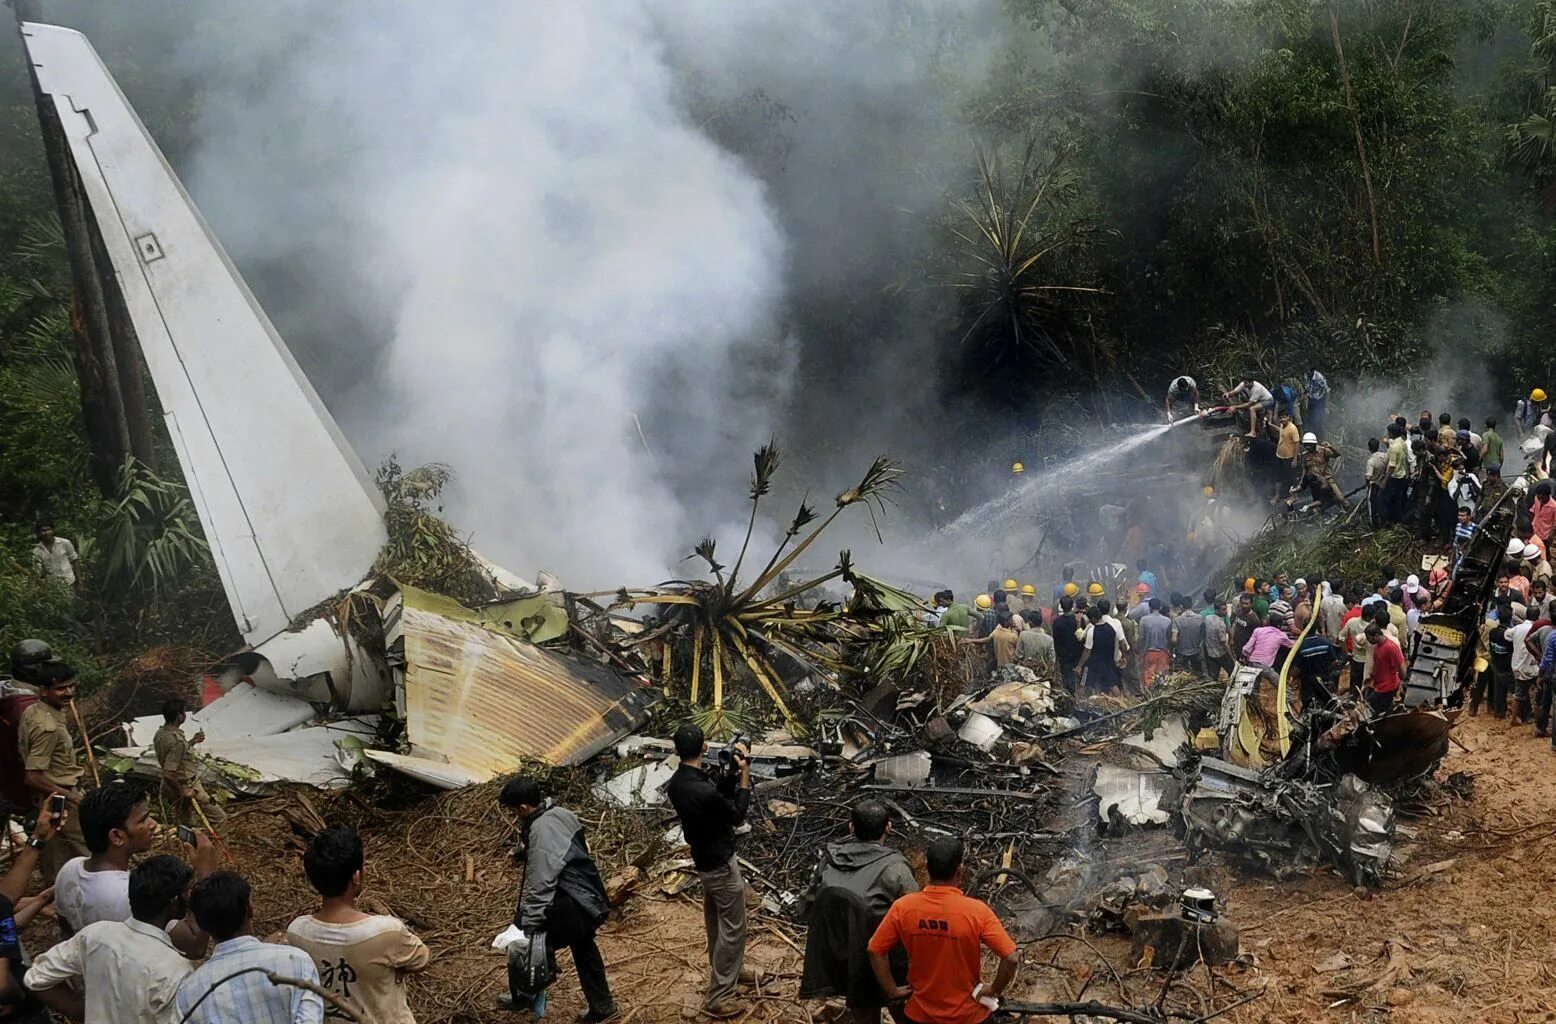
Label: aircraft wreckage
xmin=16 ymin=23 xmax=915 ymax=795
xmin=17 ymin=27 xmax=1510 ymax=894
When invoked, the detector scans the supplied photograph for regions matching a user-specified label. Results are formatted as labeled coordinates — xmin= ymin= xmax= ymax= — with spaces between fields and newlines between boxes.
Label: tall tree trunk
xmin=68 ymin=297 xmax=123 ymax=491
xmin=13 ymin=0 xmax=158 ymax=483
xmin=1330 ymin=1 xmax=1384 ymax=266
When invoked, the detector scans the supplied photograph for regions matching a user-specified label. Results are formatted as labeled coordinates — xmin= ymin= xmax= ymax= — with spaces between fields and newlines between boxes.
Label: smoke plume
xmin=21 ymin=0 xmax=1011 ymax=588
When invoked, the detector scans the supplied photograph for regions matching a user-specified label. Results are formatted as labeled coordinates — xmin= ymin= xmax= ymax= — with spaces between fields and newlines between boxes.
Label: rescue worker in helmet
xmin=1165 ymin=375 xmax=1200 ymax=422
xmin=1298 ymin=432 xmax=1348 ymax=510
xmin=8 ymin=639 xmax=58 ymax=687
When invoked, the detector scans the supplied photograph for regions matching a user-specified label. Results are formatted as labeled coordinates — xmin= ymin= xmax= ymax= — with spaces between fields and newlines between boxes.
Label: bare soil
xmin=21 ymin=712 xmax=1556 ymax=1024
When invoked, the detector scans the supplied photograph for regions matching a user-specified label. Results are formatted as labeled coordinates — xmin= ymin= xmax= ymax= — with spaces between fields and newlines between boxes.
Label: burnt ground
xmin=532 ymin=713 xmax=1556 ymax=1024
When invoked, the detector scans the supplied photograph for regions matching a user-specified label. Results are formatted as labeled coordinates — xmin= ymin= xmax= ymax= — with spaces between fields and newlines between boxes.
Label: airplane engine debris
xmin=1178 ymin=756 xmax=1395 ymax=887
xmin=1401 ymin=483 xmax=1520 ymax=706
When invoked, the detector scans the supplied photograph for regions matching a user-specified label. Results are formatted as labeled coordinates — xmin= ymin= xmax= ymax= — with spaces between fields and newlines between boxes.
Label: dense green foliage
xmin=947 ymin=0 xmax=1555 ymax=401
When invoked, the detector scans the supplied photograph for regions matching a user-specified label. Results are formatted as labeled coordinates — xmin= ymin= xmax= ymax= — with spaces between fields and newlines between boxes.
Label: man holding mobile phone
xmin=17 ymin=663 xmax=88 ymax=877
xmin=153 ymin=700 xmax=225 ymax=827
xmin=666 ymin=723 xmax=752 ymax=1019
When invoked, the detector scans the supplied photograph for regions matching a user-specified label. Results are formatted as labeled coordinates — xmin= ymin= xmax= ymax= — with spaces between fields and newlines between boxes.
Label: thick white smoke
xmin=171 ymin=3 xmax=789 ymax=586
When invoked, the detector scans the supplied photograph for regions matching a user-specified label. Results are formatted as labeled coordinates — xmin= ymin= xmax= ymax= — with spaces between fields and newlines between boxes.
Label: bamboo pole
xmin=67 ymin=700 xmax=100 ymax=787
xmin=190 ymin=797 xmax=236 ymax=865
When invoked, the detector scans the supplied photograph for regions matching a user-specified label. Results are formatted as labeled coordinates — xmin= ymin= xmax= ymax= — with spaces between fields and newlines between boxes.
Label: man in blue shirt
xmin=174 ymin=872 xmax=323 ymax=1024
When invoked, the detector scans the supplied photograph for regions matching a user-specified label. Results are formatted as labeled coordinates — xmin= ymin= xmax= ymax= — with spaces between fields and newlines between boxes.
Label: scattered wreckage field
xmin=163 ymin=713 xmax=1550 ymax=1024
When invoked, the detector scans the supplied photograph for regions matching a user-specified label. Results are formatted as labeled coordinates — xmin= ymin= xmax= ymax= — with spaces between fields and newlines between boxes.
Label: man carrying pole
xmin=153 ymin=699 xmax=225 ymax=827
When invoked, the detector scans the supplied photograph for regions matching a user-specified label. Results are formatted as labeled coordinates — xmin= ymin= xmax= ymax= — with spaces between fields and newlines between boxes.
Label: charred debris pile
xmin=337 ymin=446 xmax=1475 ymax=903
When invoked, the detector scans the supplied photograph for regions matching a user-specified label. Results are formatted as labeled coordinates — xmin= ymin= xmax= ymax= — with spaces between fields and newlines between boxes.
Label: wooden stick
xmin=67 ymin=700 xmax=100 ymax=787
xmin=190 ymin=798 xmax=236 ymax=865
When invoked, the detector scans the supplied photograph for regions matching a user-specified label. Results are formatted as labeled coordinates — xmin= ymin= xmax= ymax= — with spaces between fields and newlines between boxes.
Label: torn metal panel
xmin=595 ymin=760 xmax=678 ymax=807
xmin=361 ymin=750 xmax=486 ymax=791
xmin=20 ymin=24 xmax=386 ymax=647
xmin=222 ymin=617 xmax=392 ymax=712
xmin=1092 ymin=764 xmax=1173 ymax=826
xmin=395 ymin=585 xmax=656 ymax=778
xmin=125 ymin=681 xmax=316 ymax=747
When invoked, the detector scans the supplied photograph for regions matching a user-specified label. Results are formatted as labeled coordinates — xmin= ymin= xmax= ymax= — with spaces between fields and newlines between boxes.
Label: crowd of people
xmin=1 ymin=703 xmax=1029 ymax=1024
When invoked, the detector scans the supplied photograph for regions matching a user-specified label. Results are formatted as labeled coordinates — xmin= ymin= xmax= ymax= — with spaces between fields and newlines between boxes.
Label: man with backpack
xmin=499 ymin=777 xmax=617 ymax=1022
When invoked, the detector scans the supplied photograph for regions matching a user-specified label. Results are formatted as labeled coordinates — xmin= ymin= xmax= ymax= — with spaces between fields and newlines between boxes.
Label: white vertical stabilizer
xmin=21 ymin=24 xmax=387 ymax=644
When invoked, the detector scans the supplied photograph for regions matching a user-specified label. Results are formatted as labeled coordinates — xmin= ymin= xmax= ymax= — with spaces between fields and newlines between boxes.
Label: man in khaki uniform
xmin=153 ymin=699 xmax=225 ymax=826
xmin=17 ymin=663 xmax=89 ymax=877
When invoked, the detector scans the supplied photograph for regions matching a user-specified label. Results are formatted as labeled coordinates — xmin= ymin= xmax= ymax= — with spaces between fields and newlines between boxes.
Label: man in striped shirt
xmin=1453 ymin=507 xmax=1476 ymax=559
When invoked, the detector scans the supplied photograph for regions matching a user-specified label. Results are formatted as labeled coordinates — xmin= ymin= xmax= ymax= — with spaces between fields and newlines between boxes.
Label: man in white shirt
xmin=1224 ymin=379 xmax=1274 ymax=437
xmin=31 ymin=523 xmax=81 ymax=593
xmin=56 ymin=782 xmax=216 ymax=956
xmin=27 ymin=855 xmax=195 ymax=1024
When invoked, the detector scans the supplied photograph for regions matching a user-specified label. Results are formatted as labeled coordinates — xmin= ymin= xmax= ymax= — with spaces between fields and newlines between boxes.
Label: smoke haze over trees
xmin=2 ymin=0 xmax=1555 ymax=591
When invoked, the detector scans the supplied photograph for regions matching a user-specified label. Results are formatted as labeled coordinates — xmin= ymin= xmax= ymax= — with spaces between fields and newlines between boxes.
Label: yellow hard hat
xmin=1062 ymin=582 xmax=1080 ymax=597
xmin=1535 ymin=388 xmax=1548 ymax=403
xmin=1021 ymin=584 xmax=1037 ymax=597
xmin=1244 ymin=577 xmax=1256 ymax=592
xmin=1202 ymin=485 xmax=1215 ymax=498
xmin=1004 ymin=578 xmax=1019 ymax=591
xmin=975 ymin=594 xmax=993 ymax=610
xmin=1086 ymin=581 xmax=1105 ymax=597
xmin=1012 ymin=461 xmax=1024 ymax=474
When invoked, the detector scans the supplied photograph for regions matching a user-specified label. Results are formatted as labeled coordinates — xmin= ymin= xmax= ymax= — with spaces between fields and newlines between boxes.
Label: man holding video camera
xmin=666 ymin=722 xmax=752 ymax=1019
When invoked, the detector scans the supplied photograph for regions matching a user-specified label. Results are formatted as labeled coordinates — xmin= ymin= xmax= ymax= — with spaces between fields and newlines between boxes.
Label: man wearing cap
xmin=1526 ymin=542 xmax=1552 ymax=585
xmin=1318 ymin=580 xmax=1347 ymax=639
xmin=1126 ymin=584 xmax=1152 ymax=623
xmin=1134 ymin=560 xmax=1157 ymax=599
xmin=1503 ymin=539 xmax=1531 ymax=593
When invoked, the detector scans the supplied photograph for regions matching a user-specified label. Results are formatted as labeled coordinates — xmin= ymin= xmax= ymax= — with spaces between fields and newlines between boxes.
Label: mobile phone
xmin=48 ymin=793 xmax=66 ymax=819
xmin=176 ymin=825 xmax=197 ymax=846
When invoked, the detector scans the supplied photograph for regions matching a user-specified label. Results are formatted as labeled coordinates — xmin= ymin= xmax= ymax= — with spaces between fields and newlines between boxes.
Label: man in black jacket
xmin=665 ymin=722 xmax=751 ymax=1018
xmin=500 ymin=777 xmax=617 ymax=1022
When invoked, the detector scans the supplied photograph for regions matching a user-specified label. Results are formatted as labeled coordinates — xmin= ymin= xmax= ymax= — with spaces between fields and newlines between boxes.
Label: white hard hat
xmin=1509 ymin=538 xmax=1527 ymax=558
xmin=1524 ymin=542 xmax=1542 ymax=560
xmin=1301 ymin=432 xmax=1318 ymax=445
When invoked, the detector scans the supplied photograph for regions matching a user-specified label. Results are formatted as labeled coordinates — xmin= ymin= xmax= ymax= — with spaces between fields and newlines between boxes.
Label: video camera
xmin=714 ymin=733 xmax=752 ymax=776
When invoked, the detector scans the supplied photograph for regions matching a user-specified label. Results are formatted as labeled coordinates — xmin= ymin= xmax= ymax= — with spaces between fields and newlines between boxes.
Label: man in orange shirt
xmin=867 ymin=838 xmax=1019 ymax=1024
